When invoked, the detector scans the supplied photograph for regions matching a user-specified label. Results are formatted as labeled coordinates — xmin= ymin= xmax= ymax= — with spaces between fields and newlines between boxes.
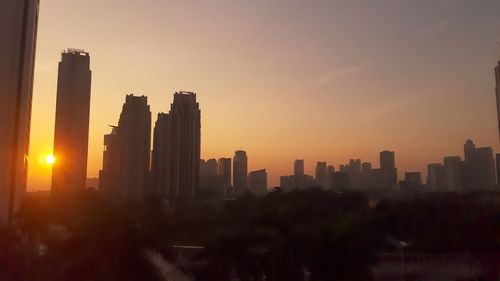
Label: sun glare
xmin=45 ymin=154 xmax=56 ymax=165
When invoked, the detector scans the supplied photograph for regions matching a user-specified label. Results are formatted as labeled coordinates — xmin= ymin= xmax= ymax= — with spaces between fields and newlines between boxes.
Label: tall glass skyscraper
xmin=52 ymin=49 xmax=92 ymax=195
xmin=152 ymin=92 xmax=201 ymax=202
xmin=495 ymin=60 xmax=500 ymax=141
xmin=0 ymin=0 xmax=40 ymax=224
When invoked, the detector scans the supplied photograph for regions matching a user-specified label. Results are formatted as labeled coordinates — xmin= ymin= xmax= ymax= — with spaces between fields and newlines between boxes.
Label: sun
xmin=45 ymin=154 xmax=56 ymax=165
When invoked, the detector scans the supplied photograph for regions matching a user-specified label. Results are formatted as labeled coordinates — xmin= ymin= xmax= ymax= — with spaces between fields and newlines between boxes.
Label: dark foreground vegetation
xmin=1 ymin=188 xmax=499 ymax=280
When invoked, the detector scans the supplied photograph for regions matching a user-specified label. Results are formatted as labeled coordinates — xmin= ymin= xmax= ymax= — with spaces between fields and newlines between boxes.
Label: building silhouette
xmin=248 ymin=169 xmax=268 ymax=195
xmin=361 ymin=162 xmax=375 ymax=188
xmin=427 ymin=163 xmax=445 ymax=192
xmin=233 ymin=150 xmax=248 ymax=197
xmin=495 ymin=60 xmax=500 ymax=141
xmin=462 ymin=140 xmax=496 ymax=191
xmin=99 ymin=95 xmax=151 ymax=203
xmin=294 ymin=159 xmax=304 ymax=177
xmin=443 ymin=156 xmax=463 ymax=192
xmin=51 ymin=49 xmax=92 ymax=195
xmin=400 ymin=172 xmax=422 ymax=190
xmin=151 ymin=92 xmax=201 ymax=202
xmin=199 ymin=159 xmax=224 ymax=199
xmin=218 ymin=158 xmax=232 ymax=196
xmin=0 ymin=0 xmax=39 ymax=224
xmin=468 ymin=147 xmax=496 ymax=191
xmin=151 ymin=113 xmax=170 ymax=196
xmin=497 ymin=154 xmax=500 ymax=188
xmin=377 ymin=151 xmax=397 ymax=189
xmin=464 ymin=139 xmax=476 ymax=163
xmin=315 ymin=162 xmax=327 ymax=188
xmin=348 ymin=159 xmax=362 ymax=189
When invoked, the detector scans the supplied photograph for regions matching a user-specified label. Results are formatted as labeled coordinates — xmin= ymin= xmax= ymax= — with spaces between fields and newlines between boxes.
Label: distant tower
xmin=427 ymin=163 xmax=445 ymax=192
xmin=495 ymin=60 xmax=500 ymax=141
xmin=51 ymin=49 xmax=92 ymax=195
xmin=294 ymin=159 xmax=305 ymax=177
xmin=315 ymin=162 xmax=327 ymax=188
xmin=233 ymin=150 xmax=248 ymax=197
xmin=464 ymin=139 xmax=476 ymax=163
xmin=248 ymin=169 xmax=268 ymax=195
xmin=443 ymin=156 xmax=463 ymax=192
xmin=0 ymin=0 xmax=40 ymax=224
xmin=151 ymin=92 xmax=201 ymax=202
xmin=218 ymin=158 xmax=232 ymax=189
xmin=99 ymin=95 xmax=151 ymax=202
xmin=379 ymin=151 xmax=397 ymax=189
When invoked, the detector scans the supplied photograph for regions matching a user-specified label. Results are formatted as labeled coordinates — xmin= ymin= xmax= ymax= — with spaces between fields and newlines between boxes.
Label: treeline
xmin=0 ymin=188 xmax=498 ymax=280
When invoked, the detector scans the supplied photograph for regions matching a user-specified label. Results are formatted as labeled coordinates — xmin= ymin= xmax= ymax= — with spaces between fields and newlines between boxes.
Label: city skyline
xmin=28 ymin=0 xmax=500 ymax=190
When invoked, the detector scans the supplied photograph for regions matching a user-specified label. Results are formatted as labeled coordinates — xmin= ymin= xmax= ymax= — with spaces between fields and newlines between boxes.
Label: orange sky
xmin=28 ymin=0 xmax=500 ymax=190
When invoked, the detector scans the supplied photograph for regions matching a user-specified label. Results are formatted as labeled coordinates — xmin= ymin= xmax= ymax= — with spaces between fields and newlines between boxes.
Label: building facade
xmin=233 ymin=150 xmax=248 ymax=197
xmin=51 ymin=49 xmax=92 ymax=195
xmin=151 ymin=92 xmax=201 ymax=202
xmin=99 ymin=95 xmax=151 ymax=203
xmin=218 ymin=158 xmax=232 ymax=196
xmin=249 ymin=169 xmax=268 ymax=195
xmin=443 ymin=156 xmax=463 ymax=192
xmin=379 ymin=151 xmax=397 ymax=189
xmin=0 ymin=0 xmax=40 ymax=224
xmin=427 ymin=163 xmax=445 ymax=192
xmin=315 ymin=162 xmax=327 ymax=188
xmin=495 ymin=60 xmax=500 ymax=141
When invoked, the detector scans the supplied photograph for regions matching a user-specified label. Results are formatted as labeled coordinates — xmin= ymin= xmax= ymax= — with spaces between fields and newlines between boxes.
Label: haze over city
xmin=28 ymin=0 xmax=500 ymax=190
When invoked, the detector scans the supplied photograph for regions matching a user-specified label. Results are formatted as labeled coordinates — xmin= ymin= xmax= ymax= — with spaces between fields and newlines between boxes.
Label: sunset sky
xmin=29 ymin=0 xmax=500 ymax=190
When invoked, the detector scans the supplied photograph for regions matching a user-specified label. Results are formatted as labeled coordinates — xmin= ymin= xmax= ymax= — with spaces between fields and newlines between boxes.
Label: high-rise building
xmin=99 ymin=95 xmax=151 ymax=202
xmin=151 ymin=92 xmax=201 ymax=202
xmin=315 ymin=162 xmax=327 ymax=188
xmin=249 ymin=169 xmax=268 ymax=195
xmin=294 ymin=159 xmax=304 ymax=177
xmin=361 ymin=162 xmax=374 ymax=188
xmin=0 ymin=0 xmax=40 ymax=224
xmin=469 ymin=147 xmax=496 ymax=191
xmin=348 ymin=159 xmax=362 ymax=189
xmin=404 ymin=172 xmax=422 ymax=186
xmin=462 ymin=140 xmax=496 ymax=191
xmin=379 ymin=151 xmax=397 ymax=189
xmin=464 ymin=139 xmax=476 ymax=163
xmin=496 ymin=154 xmax=500 ymax=188
xmin=427 ymin=163 xmax=445 ymax=192
xmin=205 ymin=159 xmax=218 ymax=177
xmin=218 ymin=157 xmax=232 ymax=189
xmin=443 ymin=156 xmax=463 ymax=192
xmin=233 ymin=150 xmax=248 ymax=197
xmin=151 ymin=113 xmax=170 ymax=196
xmin=495 ymin=60 xmax=500 ymax=141
xmin=51 ymin=50 xmax=92 ymax=195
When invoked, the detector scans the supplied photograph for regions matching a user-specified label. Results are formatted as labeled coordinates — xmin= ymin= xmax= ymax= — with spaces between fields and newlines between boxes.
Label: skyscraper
xmin=233 ymin=150 xmax=248 ymax=197
xmin=496 ymin=154 xmax=500 ymax=188
xmin=218 ymin=158 xmax=232 ymax=192
xmin=0 ymin=0 xmax=39 ymax=224
xmin=427 ymin=163 xmax=445 ymax=192
xmin=469 ymin=147 xmax=496 ymax=191
xmin=315 ymin=162 xmax=327 ymax=188
xmin=151 ymin=92 xmax=201 ymax=202
xmin=443 ymin=156 xmax=463 ymax=192
xmin=379 ymin=151 xmax=397 ymax=189
xmin=248 ymin=169 xmax=268 ymax=195
xmin=495 ymin=60 xmax=500 ymax=141
xmin=51 ymin=49 xmax=92 ymax=195
xmin=99 ymin=95 xmax=151 ymax=203
xmin=151 ymin=113 xmax=170 ymax=196
xmin=464 ymin=139 xmax=476 ymax=163
xmin=294 ymin=159 xmax=305 ymax=177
